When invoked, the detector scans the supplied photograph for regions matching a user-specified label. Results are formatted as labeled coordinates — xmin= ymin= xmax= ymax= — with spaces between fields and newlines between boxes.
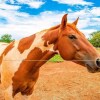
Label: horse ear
xmin=60 ymin=14 xmax=67 ymax=30
xmin=72 ymin=17 xmax=79 ymax=26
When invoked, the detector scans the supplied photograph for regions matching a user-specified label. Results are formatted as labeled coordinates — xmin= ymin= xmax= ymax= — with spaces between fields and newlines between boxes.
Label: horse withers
xmin=0 ymin=14 xmax=100 ymax=100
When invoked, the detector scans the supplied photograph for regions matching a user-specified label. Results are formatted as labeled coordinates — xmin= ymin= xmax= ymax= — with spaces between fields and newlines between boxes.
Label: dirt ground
xmin=0 ymin=61 xmax=100 ymax=100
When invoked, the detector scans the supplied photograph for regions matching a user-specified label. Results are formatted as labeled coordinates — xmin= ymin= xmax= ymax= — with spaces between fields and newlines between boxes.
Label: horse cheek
xmin=58 ymin=38 xmax=75 ymax=60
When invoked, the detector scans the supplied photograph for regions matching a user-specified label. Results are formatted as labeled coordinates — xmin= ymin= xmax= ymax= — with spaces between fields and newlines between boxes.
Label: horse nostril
xmin=96 ymin=58 xmax=100 ymax=68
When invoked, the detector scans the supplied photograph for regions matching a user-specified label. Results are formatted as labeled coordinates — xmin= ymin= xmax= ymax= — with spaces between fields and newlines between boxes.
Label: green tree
xmin=0 ymin=34 xmax=14 ymax=43
xmin=89 ymin=31 xmax=100 ymax=47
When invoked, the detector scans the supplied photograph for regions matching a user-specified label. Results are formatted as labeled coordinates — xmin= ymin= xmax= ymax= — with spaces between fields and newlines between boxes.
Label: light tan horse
xmin=0 ymin=14 xmax=100 ymax=100
xmin=0 ymin=42 xmax=8 ymax=82
xmin=0 ymin=42 xmax=8 ymax=55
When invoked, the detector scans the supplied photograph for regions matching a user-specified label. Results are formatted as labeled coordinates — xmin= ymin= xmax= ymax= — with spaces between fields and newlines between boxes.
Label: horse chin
xmin=85 ymin=64 xmax=100 ymax=73
xmin=72 ymin=52 xmax=100 ymax=73
xmin=72 ymin=59 xmax=100 ymax=73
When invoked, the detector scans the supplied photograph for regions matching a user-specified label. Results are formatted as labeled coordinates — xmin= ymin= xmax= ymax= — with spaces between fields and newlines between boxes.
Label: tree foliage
xmin=89 ymin=31 xmax=100 ymax=47
xmin=0 ymin=34 xmax=14 ymax=43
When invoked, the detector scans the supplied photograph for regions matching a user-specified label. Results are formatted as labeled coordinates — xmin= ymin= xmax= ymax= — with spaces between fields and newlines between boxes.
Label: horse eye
xmin=68 ymin=35 xmax=77 ymax=40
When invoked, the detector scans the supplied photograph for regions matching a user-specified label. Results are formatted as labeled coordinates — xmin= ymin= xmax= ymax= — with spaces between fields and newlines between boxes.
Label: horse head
xmin=43 ymin=14 xmax=100 ymax=73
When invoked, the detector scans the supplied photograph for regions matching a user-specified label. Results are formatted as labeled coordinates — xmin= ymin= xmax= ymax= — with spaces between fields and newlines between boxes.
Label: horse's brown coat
xmin=12 ymin=47 xmax=56 ymax=97
xmin=18 ymin=34 xmax=36 ymax=53
xmin=0 ymin=14 xmax=99 ymax=99
xmin=42 ymin=27 xmax=59 ymax=47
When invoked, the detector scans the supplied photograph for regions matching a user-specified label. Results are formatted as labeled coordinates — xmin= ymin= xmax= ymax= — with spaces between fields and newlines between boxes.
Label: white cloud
xmin=0 ymin=24 xmax=37 ymax=39
xmin=0 ymin=3 xmax=20 ymax=10
xmin=0 ymin=10 xmax=66 ymax=39
xmin=67 ymin=9 xmax=73 ymax=12
xmin=16 ymin=0 xmax=45 ymax=9
xmin=0 ymin=3 xmax=99 ymax=40
xmin=81 ymin=29 xmax=97 ymax=38
xmin=4 ymin=0 xmax=45 ymax=9
xmin=90 ymin=7 xmax=100 ymax=16
xmin=8 ymin=0 xmax=15 ymax=4
xmin=52 ymin=0 xmax=93 ymax=6
xmin=66 ymin=7 xmax=100 ymax=29
xmin=25 ymin=1 xmax=45 ymax=9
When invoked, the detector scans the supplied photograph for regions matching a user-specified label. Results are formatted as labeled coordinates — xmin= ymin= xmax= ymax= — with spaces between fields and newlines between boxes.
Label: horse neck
xmin=14 ymin=30 xmax=56 ymax=72
xmin=17 ymin=29 xmax=55 ymax=55
xmin=41 ymin=25 xmax=60 ymax=51
xmin=30 ymin=30 xmax=54 ymax=50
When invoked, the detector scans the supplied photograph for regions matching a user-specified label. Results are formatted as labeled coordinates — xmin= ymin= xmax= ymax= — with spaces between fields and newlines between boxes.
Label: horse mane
xmin=49 ymin=24 xmax=60 ymax=30
xmin=42 ymin=24 xmax=60 ymax=47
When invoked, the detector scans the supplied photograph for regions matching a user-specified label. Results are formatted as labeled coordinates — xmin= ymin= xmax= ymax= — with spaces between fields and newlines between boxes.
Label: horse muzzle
xmin=85 ymin=58 xmax=100 ymax=73
xmin=96 ymin=58 xmax=100 ymax=68
xmin=74 ymin=51 xmax=100 ymax=73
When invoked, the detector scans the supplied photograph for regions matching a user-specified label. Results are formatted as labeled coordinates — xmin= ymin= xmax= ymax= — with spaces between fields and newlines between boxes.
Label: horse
xmin=0 ymin=14 xmax=100 ymax=100
xmin=0 ymin=42 xmax=8 ymax=82
xmin=0 ymin=42 xmax=8 ymax=55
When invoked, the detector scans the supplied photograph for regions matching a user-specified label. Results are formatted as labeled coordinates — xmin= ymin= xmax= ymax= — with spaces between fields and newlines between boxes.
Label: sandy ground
xmin=0 ymin=61 xmax=100 ymax=100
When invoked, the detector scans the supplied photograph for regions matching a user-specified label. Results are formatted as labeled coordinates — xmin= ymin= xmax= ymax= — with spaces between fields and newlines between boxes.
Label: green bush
xmin=49 ymin=54 xmax=64 ymax=62
xmin=89 ymin=31 xmax=100 ymax=47
xmin=0 ymin=34 xmax=14 ymax=43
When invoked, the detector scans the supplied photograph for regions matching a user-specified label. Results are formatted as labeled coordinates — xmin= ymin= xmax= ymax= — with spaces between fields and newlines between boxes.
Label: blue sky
xmin=0 ymin=0 xmax=100 ymax=39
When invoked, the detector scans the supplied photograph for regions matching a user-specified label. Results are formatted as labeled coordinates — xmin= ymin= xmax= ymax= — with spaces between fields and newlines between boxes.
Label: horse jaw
xmin=73 ymin=51 xmax=100 ymax=73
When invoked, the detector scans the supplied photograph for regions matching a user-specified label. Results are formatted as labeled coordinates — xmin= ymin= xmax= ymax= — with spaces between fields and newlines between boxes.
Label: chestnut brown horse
xmin=0 ymin=14 xmax=100 ymax=100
